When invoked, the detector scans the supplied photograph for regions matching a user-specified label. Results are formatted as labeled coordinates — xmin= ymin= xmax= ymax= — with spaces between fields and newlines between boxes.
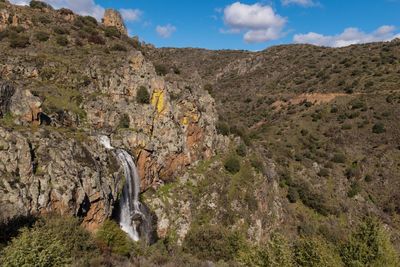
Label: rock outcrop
xmin=102 ymin=9 xmax=127 ymax=35
xmin=0 ymin=2 xmax=218 ymax=232
xmin=0 ymin=127 xmax=122 ymax=231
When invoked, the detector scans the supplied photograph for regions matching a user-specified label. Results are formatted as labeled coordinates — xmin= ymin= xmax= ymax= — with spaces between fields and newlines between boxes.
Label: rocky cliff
xmin=0 ymin=2 xmax=218 ymax=230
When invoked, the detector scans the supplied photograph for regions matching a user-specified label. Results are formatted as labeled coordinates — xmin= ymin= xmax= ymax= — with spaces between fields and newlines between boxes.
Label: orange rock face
xmin=102 ymin=9 xmax=127 ymax=35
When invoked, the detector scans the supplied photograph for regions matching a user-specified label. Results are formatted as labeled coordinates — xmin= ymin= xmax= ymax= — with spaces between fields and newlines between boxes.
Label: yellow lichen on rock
xmin=151 ymin=90 xmax=165 ymax=114
xmin=182 ymin=116 xmax=189 ymax=126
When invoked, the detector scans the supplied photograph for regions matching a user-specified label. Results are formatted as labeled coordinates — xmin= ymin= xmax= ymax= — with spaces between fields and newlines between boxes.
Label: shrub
xmin=204 ymin=83 xmax=213 ymax=94
xmin=239 ymin=234 xmax=293 ymax=267
xmin=155 ymin=64 xmax=168 ymax=76
xmin=0 ymin=215 xmax=98 ymax=266
xmin=294 ymin=237 xmax=343 ymax=267
xmin=287 ymin=187 xmax=299 ymax=203
xmin=224 ymin=155 xmax=241 ymax=174
xmin=347 ymin=181 xmax=361 ymax=198
xmin=372 ymin=123 xmax=386 ymax=134
xmin=56 ymin=35 xmax=68 ymax=46
xmin=236 ymin=142 xmax=247 ymax=157
xmin=37 ymin=15 xmax=51 ymax=24
xmin=318 ymin=168 xmax=330 ymax=177
xmin=58 ymin=8 xmax=74 ymax=16
xmin=83 ymin=16 xmax=98 ymax=26
xmin=88 ymin=34 xmax=105 ymax=45
xmin=111 ymin=44 xmax=127 ymax=52
xmin=332 ymin=153 xmax=346 ymax=164
xmin=30 ymin=0 xmax=52 ymax=9
xmin=136 ymin=86 xmax=150 ymax=104
xmin=9 ymin=35 xmax=30 ymax=48
xmin=183 ymin=224 xmax=245 ymax=262
xmin=53 ymin=26 xmax=69 ymax=35
xmin=0 ymin=30 xmax=9 ymax=41
xmin=35 ymin=31 xmax=50 ymax=42
xmin=216 ymin=121 xmax=230 ymax=135
xmin=9 ymin=26 xmax=25 ymax=33
xmin=250 ymin=157 xmax=264 ymax=174
xmin=341 ymin=218 xmax=399 ymax=267
xmin=95 ymin=220 xmax=134 ymax=257
xmin=296 ymin=182 xmax=332 ymax=215
xmin=104 ymin=26 xmax=121 ymax=38
xmin=118 ymin=114 xmax=130 ymax=129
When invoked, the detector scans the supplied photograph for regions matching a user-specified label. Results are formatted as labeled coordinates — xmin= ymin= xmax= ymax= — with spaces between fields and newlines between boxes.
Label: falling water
xmin=99 ymin=135 xmax=146 ymax=241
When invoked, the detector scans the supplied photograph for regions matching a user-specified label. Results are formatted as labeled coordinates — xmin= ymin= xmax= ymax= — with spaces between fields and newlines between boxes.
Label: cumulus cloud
xmin=282 ymin=0 xmax=316 ymax=7
xmin=222 ymin=2 xmax=286 ymax=43
xmin=293 ymin=25 xmax=400 ymax=47
xmin=9 ymin=0 xmax=143 ymax=22
xmin=120 ymin=8 xmax=142 ymax=22
xmin=156 ymin=24 xmax=176 ymax=38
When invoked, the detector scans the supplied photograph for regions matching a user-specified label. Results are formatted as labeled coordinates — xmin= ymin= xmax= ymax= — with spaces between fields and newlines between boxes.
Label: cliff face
xmin=102 ymin=9 xmax=127 ymax=35
xmin=0 ymin=3 xmax=218 ymax=230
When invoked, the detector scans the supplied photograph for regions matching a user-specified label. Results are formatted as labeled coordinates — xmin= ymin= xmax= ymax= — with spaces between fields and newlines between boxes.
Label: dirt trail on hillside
xmin=272 ymin=93 xmax=347 ymax=110
xmin=271 ymin=89 xmax=400 ymax=110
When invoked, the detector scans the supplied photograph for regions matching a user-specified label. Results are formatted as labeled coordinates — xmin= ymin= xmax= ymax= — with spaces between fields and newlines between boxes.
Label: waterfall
xmin=99 ymin=135 xmax=148 ymax=241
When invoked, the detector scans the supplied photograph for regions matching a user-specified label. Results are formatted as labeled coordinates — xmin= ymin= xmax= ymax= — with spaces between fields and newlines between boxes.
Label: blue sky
xmin=10 ymin=0 xmax=400 ymax=50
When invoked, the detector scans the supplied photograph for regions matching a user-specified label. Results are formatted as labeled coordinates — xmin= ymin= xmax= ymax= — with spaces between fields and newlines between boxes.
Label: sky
xmin=9 ymin=0 xmax=400 ymax=50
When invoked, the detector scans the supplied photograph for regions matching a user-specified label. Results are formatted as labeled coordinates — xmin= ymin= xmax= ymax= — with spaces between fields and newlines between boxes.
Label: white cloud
xmin=282 ymin=0 xmax=316 ymax=7
xmin=9 ymin=0 xmax=143 ymax=23
xmin=156 ymin=24 xmax=176 ymax=38
xmin=222 ymin=2 xmax=286 ymax=43
xmin=293 ymin=25 xmax=400 ymax=47
xmin=120 ymin=8 xmax=142 ymax=22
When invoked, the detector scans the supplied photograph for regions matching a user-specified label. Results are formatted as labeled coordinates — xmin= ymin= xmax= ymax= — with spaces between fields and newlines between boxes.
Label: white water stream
xmin=99 ymin=136 xmax=144 ymax=241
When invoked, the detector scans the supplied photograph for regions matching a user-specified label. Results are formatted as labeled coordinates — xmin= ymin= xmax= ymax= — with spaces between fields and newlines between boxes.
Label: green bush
xmin=236 ymin=142 xmax=247 ymax=157
xmin=287 ymin=187 xmax=299 ymax=203
xmin=9 ymin=26 xmax=25 ymax=33
xmin=318 ymin=168 xmax=330 ymax=177
xmin=341 ymin=218 xmax=399 ymax=267
xmin=95 ymin=220 xmax=134 ymax=257
xmin=347 ymin=181 xmax=361 ymax=198
xmin=0 ymin=215 xmax=98 ymax=266
xmin=332 ymin=153 xmax=346 ymax=163
xmin=216 ymin=121 xmax=230 ymax=135
xmin=224 ymin=155 xmax=241 ymax=174
xmin=9 ymin=35 xmax=30 ymax=48
xmin=372 ymin=123 xmax=386 ymax=134
xmin=183 ymin=224 xmax=245 ymax=262
xmin=294 ymin=237 xmax=343 ymax=267
xmin=88 ymin=34 xmax=105 ymax=45
xmin=83 ymin=16 xmax=98 ymax=26
xmin=296 ymin=182 xmax=332 ymax=215
xmin=35 ymin=31 xmax=50 ymax=42
xmin=155 ymin=64 xmax=168 ymax=76
xmin=239 ymin=234 xmax=293 ymax=267
xmin=36 ymin=15 xmax=51 ymax=24
xmin=118 ymin=114 xmax=130 ymax=129
xmin=53 ymin=26 xmax=69 ymax=35
xmin=136 ymin=86 xmax=150 ymax=104
xmin=250 ymin=157 xmax=264 ymax=174
xmin=104 ymin=26 xmax=121 ymax=38
xmin=111 ymin=44 xmax=127 ymax=52
xmin=56 ymin=35 xmax=68 ymax=46
xmin=30 ymin=0 xmax=52 ymax=9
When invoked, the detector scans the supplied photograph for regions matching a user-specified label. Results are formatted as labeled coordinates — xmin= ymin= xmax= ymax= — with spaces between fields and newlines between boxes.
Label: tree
xmin=341 ymin=217 xmax=399 ymax=267
xmin=136 ymin=86 xmax=150 ymax=104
